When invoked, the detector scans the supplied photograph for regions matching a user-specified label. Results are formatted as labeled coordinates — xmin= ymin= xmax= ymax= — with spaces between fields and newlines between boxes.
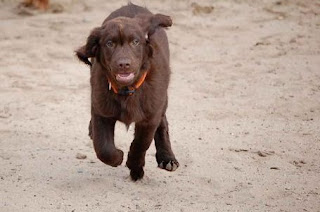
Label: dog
xmin=76 ymin=3 xmax=179 ymax=181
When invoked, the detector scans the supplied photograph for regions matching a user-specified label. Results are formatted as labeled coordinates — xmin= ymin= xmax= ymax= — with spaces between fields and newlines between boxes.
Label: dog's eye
xmin=131 ymin=39 xmax=140 ymax=46
xmin=106 ymin=40 xmax=114 ymax=48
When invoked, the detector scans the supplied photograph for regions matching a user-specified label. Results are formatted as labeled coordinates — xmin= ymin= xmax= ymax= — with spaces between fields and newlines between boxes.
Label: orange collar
xmin=108 ymin=72 xmax=148 ymax=96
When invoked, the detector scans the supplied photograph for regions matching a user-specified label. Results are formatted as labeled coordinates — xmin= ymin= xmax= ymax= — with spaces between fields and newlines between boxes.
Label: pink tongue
xmin=116 ymin=73 xmax=135 ymax=83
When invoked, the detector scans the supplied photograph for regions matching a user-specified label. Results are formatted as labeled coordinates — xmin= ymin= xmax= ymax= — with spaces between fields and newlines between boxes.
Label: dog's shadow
xmin=55 ymin=162 xmax=161 ymax=195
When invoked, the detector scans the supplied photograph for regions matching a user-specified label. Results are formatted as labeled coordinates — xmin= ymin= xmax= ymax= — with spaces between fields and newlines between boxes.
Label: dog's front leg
xmin=126 ymin=121 xmax=158 ymax=181
xmin=92 ymin=113 xmax=123 ymax=167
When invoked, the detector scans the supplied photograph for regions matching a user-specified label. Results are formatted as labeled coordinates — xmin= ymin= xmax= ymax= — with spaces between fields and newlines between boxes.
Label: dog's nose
xmin=117 ymin=58 xmax=131 ymax=69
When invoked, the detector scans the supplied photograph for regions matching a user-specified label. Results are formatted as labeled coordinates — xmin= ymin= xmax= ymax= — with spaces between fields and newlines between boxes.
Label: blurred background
xmin=0 ymin=0 xmax=319 ymax=211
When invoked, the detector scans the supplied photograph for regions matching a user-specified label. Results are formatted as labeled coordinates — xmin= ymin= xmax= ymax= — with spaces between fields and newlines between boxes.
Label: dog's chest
xmin=117 ymin=97 xmax=146 ymax=125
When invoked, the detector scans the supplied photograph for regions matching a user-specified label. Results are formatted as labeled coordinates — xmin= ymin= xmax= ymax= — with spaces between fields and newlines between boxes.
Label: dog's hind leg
xmin=154 ymin=114 xmax=179 ymax=172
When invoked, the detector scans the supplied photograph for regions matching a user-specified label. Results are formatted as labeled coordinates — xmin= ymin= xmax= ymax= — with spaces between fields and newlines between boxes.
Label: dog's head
xmin=76 ymin=14 xmax=172 ymax=87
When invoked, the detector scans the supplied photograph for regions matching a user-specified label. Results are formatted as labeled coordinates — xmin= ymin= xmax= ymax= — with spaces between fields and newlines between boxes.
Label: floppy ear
xmin=75 ymin=27 xmax=101 ymax=66
xmin=137 ymin=13 xmax=172 ymax=37
xmin=147 ymin=14 xmax=172 ymax=36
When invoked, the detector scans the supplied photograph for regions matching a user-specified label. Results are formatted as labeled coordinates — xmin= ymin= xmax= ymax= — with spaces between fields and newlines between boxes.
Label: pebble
xmin=76 ymin=153 xmax=87 ymax=160
xmin=270 ymin=167 xmax=280 ymax=170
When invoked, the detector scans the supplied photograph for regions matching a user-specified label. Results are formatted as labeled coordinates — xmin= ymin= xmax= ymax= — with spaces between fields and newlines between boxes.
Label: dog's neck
xmin=107 ymin=72 xmax=148 ymax=96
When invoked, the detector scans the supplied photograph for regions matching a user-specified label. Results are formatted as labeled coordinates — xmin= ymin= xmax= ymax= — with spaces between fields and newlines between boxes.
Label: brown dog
xmin=76 ymin=3 xmax=179 ymax=180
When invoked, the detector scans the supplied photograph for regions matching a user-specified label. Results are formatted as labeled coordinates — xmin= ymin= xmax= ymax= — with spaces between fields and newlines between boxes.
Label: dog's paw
xmin=130 ymin=167 xmax=144 ymax=181
xmin=156 ymin=152 xmax=179 ymax=171
xmin=158 ymin=159 xmax=179 ymax=171
xmin=112 ymin=149 xmax=124 ymax=167
xmin=96 ymin=149 xmax=123 ymax=167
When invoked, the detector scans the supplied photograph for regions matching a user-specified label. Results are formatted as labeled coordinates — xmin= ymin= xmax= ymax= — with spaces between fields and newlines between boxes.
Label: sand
xmin=1 ymin=0 xmax=320 ymax=211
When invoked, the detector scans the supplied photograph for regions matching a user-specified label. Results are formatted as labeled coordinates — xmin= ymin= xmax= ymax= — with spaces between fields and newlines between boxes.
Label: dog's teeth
xmin=166 ymin=162 xmax=172 ymax=170
xmin=108 ymin=82 xmax=111 ymax=91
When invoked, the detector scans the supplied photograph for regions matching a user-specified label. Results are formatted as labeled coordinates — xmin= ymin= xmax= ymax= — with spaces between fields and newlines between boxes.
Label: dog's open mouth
xmin=116 ymin=72 xmax=135 ymax=84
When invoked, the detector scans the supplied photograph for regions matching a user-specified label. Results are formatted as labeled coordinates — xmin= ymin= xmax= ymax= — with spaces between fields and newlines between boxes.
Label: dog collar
xmin=107 ymin=72 xmax=148 ymax=96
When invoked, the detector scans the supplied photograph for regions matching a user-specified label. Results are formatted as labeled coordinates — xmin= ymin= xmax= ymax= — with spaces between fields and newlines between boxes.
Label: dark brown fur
xmin=76 ymin=3 xmax=179 ymax=181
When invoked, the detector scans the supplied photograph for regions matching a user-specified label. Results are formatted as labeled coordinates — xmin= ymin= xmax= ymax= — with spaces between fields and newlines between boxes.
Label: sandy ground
xmin=1 ymin=0 xmax=320 ymax=211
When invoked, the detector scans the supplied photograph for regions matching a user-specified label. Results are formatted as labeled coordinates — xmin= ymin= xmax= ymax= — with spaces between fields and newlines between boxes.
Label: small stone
xmin=300 ymin=160 xmax=306 ymax=164
xmin=76 ymin=153 xmax=87 ymax=160
xmin=289 ymin=38 xmax=297 ymax=43
xmin=257 ymin=151 xmax=267 ymax=157
xmin=270 ymin=167 xmax=280 ymax=170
